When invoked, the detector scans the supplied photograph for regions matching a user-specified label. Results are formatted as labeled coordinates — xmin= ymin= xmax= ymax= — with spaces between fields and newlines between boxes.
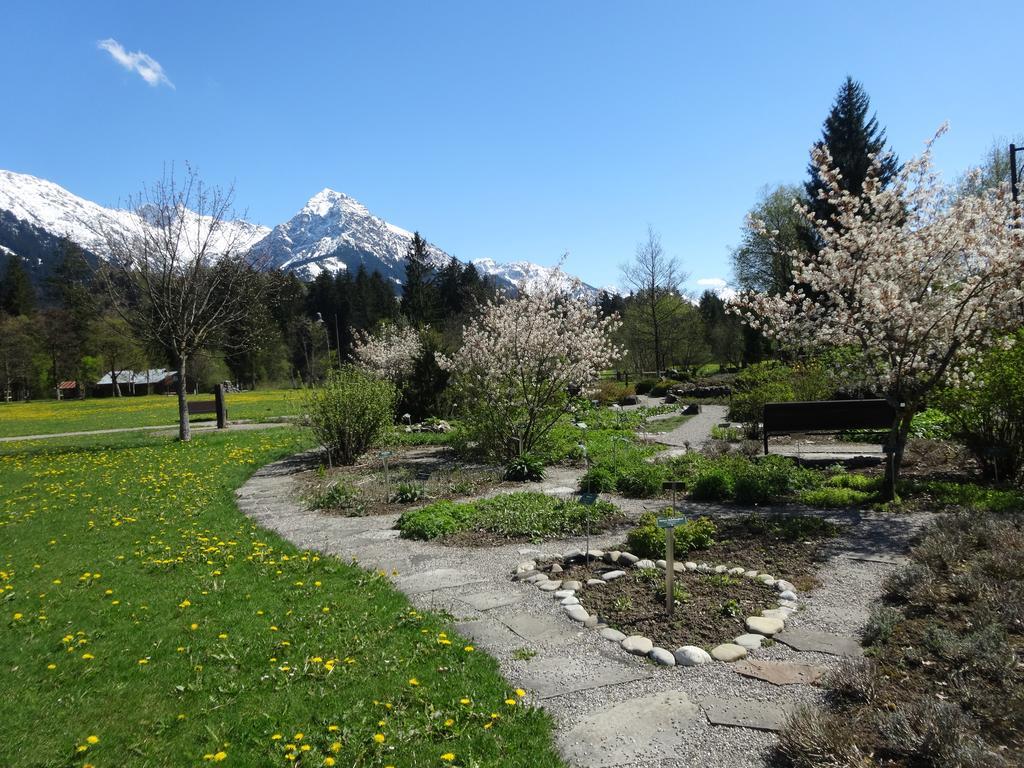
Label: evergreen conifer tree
xmin=804 ymin=77 xmax=899 ymax=247
xmin=0 ymin=253 xmax=36 ymax=316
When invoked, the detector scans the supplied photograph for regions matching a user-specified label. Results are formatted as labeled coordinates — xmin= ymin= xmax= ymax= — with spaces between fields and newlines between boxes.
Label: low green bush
xmin=397 ymin=492 xmax=623 ymax=540
xmin=634 ymin=379 xmax=658 ymax=395
xmin=309 ymin=480 xmax=366 ymax=514
xmin=580 ymin=465 xmax=616 ymax=493
xmin=615 ymin=462 xmax=666 ymax=497
xmin=504 ymin=453 xmax=546 ymax=482
xmin=625 ymin=512 xmax=717 ymax=559
xmin=690 ymin=467 xmax=733 ymax=501
xmin=799 ymin=487 xmax=874 ymax=508
xmin=648 ymin=379 xmax=679 ymax=397
xmin=392 ymin=482 xmax=427 ymax=503
xmin=303 ymin=365 xmax=398 ymax=465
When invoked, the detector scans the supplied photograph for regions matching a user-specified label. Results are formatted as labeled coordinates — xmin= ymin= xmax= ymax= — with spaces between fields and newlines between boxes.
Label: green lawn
xmin=0 ymin=389 xmax=302 ymax=437
xmin=0 ymin=428 xmax=561 ymax=767
xmin=640 ymin=413 xmax=693 ymax=433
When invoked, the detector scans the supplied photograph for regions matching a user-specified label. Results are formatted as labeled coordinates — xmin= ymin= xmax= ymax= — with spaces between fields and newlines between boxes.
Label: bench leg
xmin=763 ymin=433 xmax=769 ymax=456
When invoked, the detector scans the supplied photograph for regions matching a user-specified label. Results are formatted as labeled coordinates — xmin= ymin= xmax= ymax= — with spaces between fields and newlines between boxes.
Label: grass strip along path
xmin=0 ymin=429 xmax=562 ymax=767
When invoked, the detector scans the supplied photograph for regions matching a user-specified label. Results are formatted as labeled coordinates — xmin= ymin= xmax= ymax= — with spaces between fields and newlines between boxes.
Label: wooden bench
xmin=185 ymin=385 xmax=227 ymax=429
xmin=762 ymin=399 xmax=896 ymax=455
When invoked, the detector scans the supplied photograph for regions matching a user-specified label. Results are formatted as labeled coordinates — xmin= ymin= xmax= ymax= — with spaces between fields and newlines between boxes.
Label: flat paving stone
xmin=397 ymin=569 xmax=488 ymax=594
xmin=454 ymin=619 xmax=520 ymax=649
xmin=732 ymin=659 xmax=827 ymax=686
xmin=700 ymin=696 xmax=793 ymax=732
xmin=774 ymin=628 xmax=863 ymax=657
xmin=558 ymin=690 xmax=700 ymax=766
xmin=515 ymin=655 xmax=651 ymax=700
xmin=457 ymin=591 xmax=523 ymax=612
xmin=501 ymin=612 xmax=575 ymax=646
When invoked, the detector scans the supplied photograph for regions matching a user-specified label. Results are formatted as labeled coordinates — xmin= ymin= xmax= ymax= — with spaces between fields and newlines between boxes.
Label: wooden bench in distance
xmin=762 ymin=399 xmax=895 ymax=456
xmin=185 ymin=384 xmax=227 ymax=429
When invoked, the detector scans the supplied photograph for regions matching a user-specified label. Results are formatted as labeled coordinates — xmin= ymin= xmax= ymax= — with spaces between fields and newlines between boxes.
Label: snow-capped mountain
xmin=0 ymin=169 xmax=270 ymax=263
xmin=0 ymin=169 xmax=599 ymax=296
xmin=247 ymin=188 xmax=452 ymax=284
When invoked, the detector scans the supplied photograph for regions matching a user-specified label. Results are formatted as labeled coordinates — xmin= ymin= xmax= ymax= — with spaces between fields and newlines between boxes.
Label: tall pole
xmin=333 ymin=314 xmax=342 ymax=366
xmin=1011 ymin=143 xmax=1020 ymax=205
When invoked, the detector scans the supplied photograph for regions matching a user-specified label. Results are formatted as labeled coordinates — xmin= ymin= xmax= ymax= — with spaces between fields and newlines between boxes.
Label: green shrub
xmin=592 ymin=380 xmax=635 ymax=406
xmin=727 ymin=361 xmax=796 ymax=425
xmin=615 ymin=463 xmax=665 ymax=497
xmin=397 ymin=492 xmax=623 ymax=540
xmin=626 ymin=513 xmax=665 ymax=559
xmin=677 ymin=515 xmax=717 ymax=550
xmin=710 ymin=425 xmax=743 ymax=442
xmin=799 ymin=487 xmax=874 ymax=508
xmin=303 ymin=365 xmax=398 ymax=465
xmin=825 ymin=473 xmax=880 ymax=491
xmin=580 ymin=465 xmax=616 ymax=493
xmin=862 ymin=605 xmax=903 ymax=646
xmin=309 ymin=480 xmax=365 ymax=514
xmin=396 ymin=500 xmax=476 ymax=539
xmin=733 ymin=465 xmax=774 ymax=505
xmin=392 ymin=482 xmax=427 ymax=503
xmin=648 ymin=379 xmax=678 ymax=397
xmin=690 ymin=467 xmax=732 ymax=500
xmin=634 ymin=379 xmax=658 ymax=395
xmin=504 ymin=453 xmax=546 ymax=482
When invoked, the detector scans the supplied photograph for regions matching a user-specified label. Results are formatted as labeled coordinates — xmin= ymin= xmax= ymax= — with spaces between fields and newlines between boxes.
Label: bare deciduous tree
xmin=620 ymin=227 xmax=689 ymax=374
xmin=95 ymin=167 xmax=265 ymax=441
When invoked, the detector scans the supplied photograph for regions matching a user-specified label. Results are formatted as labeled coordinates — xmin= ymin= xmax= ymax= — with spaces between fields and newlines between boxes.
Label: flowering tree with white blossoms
xmin=734 ymin=126 xmax=1024 ymax=498
xmin=351 ymin=323 xmax=423 ymax=382
xmin=438 ymin=274 xmax=623 ymax=460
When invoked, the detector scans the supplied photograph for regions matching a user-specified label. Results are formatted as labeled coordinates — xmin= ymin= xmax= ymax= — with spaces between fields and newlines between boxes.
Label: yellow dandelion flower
xmin=459 ymin=697 xmax=471 ymax=705
xmin=463 ymin=645 xmax=474 ymax=652
xmin=441 ymin=754 xmax=456 ymax=762
xmin=330 ymin=742 xmax=341 ymax=753
xmin=408 ymin=677 xmax=419 ymax=686
xmin=86 ymin=736 xmax=99 ymax=745
xmin=516 ymin=688 xmax=526 ymax=697
xmin=373 ymin=733 xmax=385 ymax=744
xmin=505 ymin=698 xmax=516 ymax=706
xmin=324 ymin=759 xmax=336 ymax=766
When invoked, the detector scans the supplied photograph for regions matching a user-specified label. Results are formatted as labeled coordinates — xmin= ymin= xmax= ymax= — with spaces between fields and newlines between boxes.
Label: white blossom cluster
xmin=734 ymin=125 xmax=1024 ymax=409
xmin=351 ymin=323 xmax=423 ymax=381
xmin=438 ymin=272 xmax=623 ymax=457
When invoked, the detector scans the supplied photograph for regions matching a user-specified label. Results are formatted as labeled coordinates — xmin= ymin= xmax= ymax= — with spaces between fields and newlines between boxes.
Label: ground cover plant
xmin=396 ymin=492 xmax=625 ymax=543
xmin=0 ymin=388 xmax=300 ymax=437
xmin=0 ymin=429 xmax=562 ymax=767
xmin=777 ymin=511 xmax=1023 ymax=768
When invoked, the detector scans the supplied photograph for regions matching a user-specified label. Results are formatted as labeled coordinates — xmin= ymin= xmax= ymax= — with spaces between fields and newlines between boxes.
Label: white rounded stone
xmin=674 ymin=646 xmax=713 ymax=666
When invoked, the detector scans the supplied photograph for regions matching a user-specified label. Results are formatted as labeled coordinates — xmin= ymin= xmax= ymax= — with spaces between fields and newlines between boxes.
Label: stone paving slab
xmin=500 ymin=611 xmax=578 ymax=646
xmin=700 ymin=696 xmax=793 ymax=732
xmin=843 ymin=553 xmax=909 ymax=566
xmin=457 ymin=590 xmax=524 ymax=612
xmin=514 ymin=654 xmax=652 ymax=700
xmin=558 ymin=690 xmax=701 ymax=766
xmin=454 ymin=619 xmax=521 ymax=649
xmin=774 ymin=628 xmax=863 ymax=657
xmin=732 ymin=659 xmax=826 ymax=686
xmin=395 ymin=568 xmax=488 ymax=594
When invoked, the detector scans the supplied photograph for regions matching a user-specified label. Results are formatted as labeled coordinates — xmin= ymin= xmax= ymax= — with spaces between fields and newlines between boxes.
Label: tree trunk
xmin=176 ymin=356 xmax=191 ymax=442
xmin=110 ymin=366 xmax=120 ymax=397
xmin=883 ymin=408 xmax=914 ymax=501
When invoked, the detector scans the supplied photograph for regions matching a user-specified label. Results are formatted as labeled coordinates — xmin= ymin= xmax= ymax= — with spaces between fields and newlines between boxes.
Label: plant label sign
xmin=657 ymin=516 xmax=688 ymax=529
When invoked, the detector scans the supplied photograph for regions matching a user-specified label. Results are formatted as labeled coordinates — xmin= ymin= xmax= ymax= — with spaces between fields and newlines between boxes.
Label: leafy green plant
xmin=625 ymin=512 xmax=716 ymax=559
xmin=799 ymin=486 xmax=874 ymax=508
xmin=690 ymin=467 xmax=732 ymax=501
xmin=303 ymin=365 xmax=398 ymax=465
xmin=397 ymin=492 xmax=623 ymax=540
xmin=392 ymin=482 xmax=427 ymax=503
xmin=648 ymin=379 xmax=679 ymax=397
xmin=612 ymin=595 xmax=634 ymax=612
xmin=309 ymin=480 xmax=366 ymax=515
xmin=710 ymin=425 xmax=743 ymax=442
xmin=512 ymin=647 xmax=537 ymax=661
xmin=720 ymin=598 xmax=740 ymax=617
xmin=634 ymin=379 xmax=658 ymax=395
xmin=504 ymin=453 xmax=546 ymax=482
xmin=615 ymin=462 xmax=666 ymax=497
xmin=580 ymin=465 xmax=616 ymax=493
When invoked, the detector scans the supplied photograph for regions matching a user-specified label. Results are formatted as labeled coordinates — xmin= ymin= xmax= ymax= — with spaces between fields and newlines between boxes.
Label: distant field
xmin=0 ymin=389 xmax=302 ymax=437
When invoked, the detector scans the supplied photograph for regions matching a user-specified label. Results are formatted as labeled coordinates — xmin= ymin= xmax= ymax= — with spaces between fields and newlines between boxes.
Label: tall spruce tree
xmin=0 ymin=253 xmax=36 ymax=316
xmin=804 ymin=77 xmax=899 ymax=248
xmin=401 ymin=232 xmax=436 ymax=326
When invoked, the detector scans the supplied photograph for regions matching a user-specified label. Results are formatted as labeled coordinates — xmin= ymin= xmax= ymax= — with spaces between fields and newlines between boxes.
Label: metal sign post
xmin=657 ymin=514 xmax=689 ymax=617
xmin=379 ymin=450 xmax=394 ymax=502
xmin=662 ymin=480 xmax=687 ymax=512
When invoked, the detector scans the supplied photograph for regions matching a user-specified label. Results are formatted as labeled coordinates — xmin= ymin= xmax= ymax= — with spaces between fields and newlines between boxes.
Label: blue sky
xmin=1 ymin=2 xmax=1020 ymax=292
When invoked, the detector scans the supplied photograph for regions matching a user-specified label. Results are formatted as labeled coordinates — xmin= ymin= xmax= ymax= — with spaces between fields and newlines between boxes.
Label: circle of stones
xmin=511 ymin=548 xmax=800 ymax=668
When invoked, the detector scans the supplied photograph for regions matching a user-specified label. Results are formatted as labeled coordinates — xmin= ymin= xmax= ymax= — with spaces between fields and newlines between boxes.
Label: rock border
xmin=513 ymin=549 xmax=800 ymax=668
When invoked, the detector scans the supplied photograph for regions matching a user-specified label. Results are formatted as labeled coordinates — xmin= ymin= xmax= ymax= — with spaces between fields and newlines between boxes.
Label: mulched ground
xmin=558 ymin=561 xmax=779 ymax=649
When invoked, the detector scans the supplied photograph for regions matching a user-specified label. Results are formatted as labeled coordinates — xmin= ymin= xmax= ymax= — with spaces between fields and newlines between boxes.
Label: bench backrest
xmin=763 ymin=399 xmax=895 ymax=435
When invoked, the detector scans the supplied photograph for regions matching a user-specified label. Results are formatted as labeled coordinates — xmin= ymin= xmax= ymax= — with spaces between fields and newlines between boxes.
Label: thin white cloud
xmin=98 ymin=38 xmax=174 ymax=88
xmin=696 ymin=277 xmax=727 ymax=288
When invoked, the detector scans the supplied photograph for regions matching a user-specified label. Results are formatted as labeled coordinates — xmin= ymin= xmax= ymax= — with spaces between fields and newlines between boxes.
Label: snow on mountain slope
xmin=246 ymin=188 xmax=453 ymax=283
xmin=0 ymin=169 xmax=602 ymax=297
xmin=0 ymin=170 xmax=270 ymax=258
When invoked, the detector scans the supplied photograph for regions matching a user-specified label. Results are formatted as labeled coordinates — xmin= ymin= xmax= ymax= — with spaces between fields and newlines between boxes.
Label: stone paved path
xmin=642 ymin=404 xmax=728 ymax=451
xmin=234 ymin=426 xmax=931 ymax=768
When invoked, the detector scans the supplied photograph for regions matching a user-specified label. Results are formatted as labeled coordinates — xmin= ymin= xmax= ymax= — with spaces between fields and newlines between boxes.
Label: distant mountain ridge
xmin=0 ymin=169 xmax=598 ymax=296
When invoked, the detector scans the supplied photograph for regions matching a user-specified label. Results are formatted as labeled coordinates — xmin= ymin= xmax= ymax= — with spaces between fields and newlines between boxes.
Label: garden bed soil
xmin=306 ymin=445 xmax=503 ymax=516
xmin=555 ymin=562 xmax=779 ymax=650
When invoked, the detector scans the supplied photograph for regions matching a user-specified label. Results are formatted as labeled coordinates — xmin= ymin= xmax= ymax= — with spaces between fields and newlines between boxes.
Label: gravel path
xmin=641 ymin=404 xmax=729 ymax=450
xmin=234 ymin=417 xmax=933 ymax=768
